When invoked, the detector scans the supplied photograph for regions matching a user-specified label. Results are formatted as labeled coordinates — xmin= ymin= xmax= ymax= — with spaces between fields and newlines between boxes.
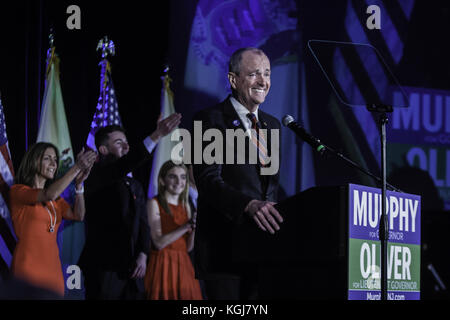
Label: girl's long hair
xmin=15 ymin=142 xmax=59 ymax=188
xmin=157 ymin=160 xmax=191 ymax=219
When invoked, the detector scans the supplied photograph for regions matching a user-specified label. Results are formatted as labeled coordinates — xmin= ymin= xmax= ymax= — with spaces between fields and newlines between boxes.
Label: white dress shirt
xmin=230 ymin=96 xmax=259 ymax=137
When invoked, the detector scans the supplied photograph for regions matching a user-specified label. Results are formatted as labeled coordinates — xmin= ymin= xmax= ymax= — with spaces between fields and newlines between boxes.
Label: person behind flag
xmin=147 ymin=72 xmax=180 ymax=200
xmin=79 ymin=113 xmax=181 ymax=300
xmin=9 ymin=143 xmax=96 ymax=297
xmin=144 ymin=160 xmax=202 ymax=300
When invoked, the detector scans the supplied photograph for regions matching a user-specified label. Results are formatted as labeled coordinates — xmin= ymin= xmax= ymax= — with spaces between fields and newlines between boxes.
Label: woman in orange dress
xmin=144 ymin=160 xmax=203 ymax=300
xmin=10 ymin=142 xmax=96 ymax=297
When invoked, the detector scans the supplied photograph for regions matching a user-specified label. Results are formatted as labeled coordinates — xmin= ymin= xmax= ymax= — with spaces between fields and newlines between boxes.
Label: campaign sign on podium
xmin=348 ymin=184 xmax=421 ymax=300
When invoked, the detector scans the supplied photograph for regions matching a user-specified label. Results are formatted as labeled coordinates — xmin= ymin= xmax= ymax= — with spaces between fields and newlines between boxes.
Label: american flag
xmin=0 ymin=95 xmax=16 ymax=280
xmin=86 ymin=60 xmax=122 ymax=151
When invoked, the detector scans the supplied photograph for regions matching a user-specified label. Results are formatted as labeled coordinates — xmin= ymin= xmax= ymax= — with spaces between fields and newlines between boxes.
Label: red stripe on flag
xmin=0 ymin=145 xmax=14 ymax=177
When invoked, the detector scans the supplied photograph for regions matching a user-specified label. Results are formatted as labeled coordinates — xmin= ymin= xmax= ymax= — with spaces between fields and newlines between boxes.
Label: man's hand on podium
xmin=245 ymin=200 xmax=284 ymax=234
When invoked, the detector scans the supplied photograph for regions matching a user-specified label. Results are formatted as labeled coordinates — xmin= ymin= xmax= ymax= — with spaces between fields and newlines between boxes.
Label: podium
xmin=231 ymin=184 xmax=421 ymax=300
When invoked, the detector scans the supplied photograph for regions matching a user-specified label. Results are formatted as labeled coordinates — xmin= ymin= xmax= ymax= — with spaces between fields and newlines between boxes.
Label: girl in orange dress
xmin=10 ymin=142 xmax=96 ymax=297
xmin=144 ymin=161 xmax=203 ymax=300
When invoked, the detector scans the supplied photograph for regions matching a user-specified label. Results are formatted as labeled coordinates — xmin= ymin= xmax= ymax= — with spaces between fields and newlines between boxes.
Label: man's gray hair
xmin=228 ymin=47 xmax=267 ymax=75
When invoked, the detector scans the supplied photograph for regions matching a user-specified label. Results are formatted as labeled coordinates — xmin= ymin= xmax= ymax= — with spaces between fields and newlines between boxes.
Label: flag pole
xmin=38 ymin=29 xmax=56 ymax=128
xmin=86 ymin=37 xmax=121 ymax=152
xmin=96 ymin=36 xmax=115 ymax=127
xmin=46 ymin=30 xmax=56 ymax=77
xmin=162 ymin=65 xmax=174 ymax=104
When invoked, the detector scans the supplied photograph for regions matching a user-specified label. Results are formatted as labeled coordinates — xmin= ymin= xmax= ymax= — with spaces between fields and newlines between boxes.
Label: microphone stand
xmin=305 ymin=40 xmax=402 ymax=300
xmin=366 ymin=103 xmax=393 ymax=301
xmin=315 ymin=132 xmax=401 ymax=193
xmin=311 ymin=105 xmax=395 ymax=300
xmin=292 ymin=103 xmax=396 ymax=300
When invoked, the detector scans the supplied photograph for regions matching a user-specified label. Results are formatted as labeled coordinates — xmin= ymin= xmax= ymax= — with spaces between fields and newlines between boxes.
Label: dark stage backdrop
xmin=0 ymin=0 xmax=170 ymax=291
xmin=0 ymin=0 xmax=170 ymax=179
xmin=1 ymin=0 xmax=450 ymax=299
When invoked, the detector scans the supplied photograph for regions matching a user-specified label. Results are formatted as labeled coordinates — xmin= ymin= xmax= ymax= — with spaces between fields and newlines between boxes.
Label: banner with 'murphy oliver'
xmin=388 ymin=86 xmax=450 ymax=210
xmin=348 ymin=184 xmax=421 ymax=300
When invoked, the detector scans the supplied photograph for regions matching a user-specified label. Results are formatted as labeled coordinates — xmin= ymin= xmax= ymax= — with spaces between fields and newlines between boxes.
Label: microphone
xmin=282 ymin=115 xmax=326 ymax=154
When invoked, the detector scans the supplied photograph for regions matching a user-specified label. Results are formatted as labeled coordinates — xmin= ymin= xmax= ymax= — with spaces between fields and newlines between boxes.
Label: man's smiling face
xmin=228 ymin=49 xmax=271 ymax=112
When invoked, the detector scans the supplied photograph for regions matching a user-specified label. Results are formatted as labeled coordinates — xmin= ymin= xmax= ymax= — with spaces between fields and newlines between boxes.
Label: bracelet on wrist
xmin=75 ymin=185 xmax=84 ymax=194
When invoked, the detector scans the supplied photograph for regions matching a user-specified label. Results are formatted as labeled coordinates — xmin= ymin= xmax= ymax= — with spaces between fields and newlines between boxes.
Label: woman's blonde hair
xmin=157 ymin=160 xmax=191 ymax=219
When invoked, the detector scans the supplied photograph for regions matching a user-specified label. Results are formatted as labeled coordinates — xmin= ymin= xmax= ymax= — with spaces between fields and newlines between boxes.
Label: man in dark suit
xmin=79 ymin=113 xmax=181 ymax=299
xmin=192 ymin=47 xmax=283 ymax=300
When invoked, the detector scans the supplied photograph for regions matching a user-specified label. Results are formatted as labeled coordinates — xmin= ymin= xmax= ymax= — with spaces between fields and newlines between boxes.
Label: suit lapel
xmin=258 ymin=111 xmax=270 ymax=131
xmin=222 ymin=97 xmax=246 ymax=132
